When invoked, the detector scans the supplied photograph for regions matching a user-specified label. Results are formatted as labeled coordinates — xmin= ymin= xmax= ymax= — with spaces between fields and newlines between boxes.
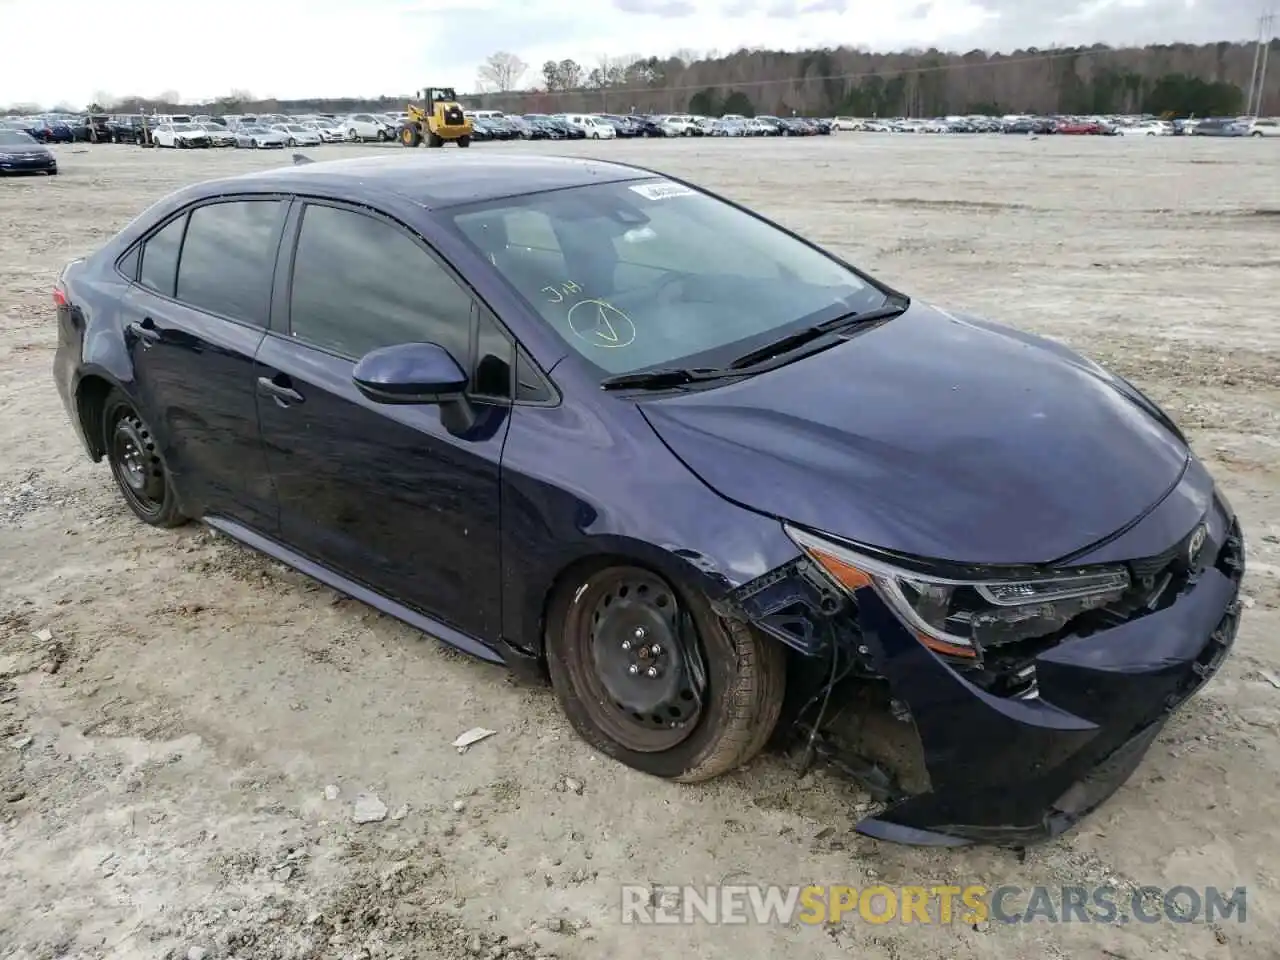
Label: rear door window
xmin=174 ymin=199 xmax=285 ymax=327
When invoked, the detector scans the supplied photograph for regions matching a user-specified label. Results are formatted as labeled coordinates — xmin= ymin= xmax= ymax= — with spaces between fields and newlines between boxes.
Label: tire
xmin=457 ymin=135 xmax=471 ymax=148
xmin=376 ymin=129 xmax=388 ymax=142
xmin=427 ymin=132 xmax=443 ymax=148
xmin=288 ymin=138 xmax=297 ymax=147
xmin=401 ymin=126 xmax=421 ymax=147
xmin=1253 ymin=131 xmax=1263 ymax=138
xmin=102 ymin=391 xmax=186 ymax=528
xmin=251 ymin=140 xmax=258 ymax=149
xmin=546 ymin=564 xmax=786 ymax=782
xmin=348 ymin=129 xmax=358 ymax=142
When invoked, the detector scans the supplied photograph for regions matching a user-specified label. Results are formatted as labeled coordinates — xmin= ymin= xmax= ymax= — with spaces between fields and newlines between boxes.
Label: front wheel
xmin=102 ymin=391 xmax=186 ymax=528
xmin=376 ymin=128 xmax=388 ymax=142
xmin=288 ymin=137 xmax=297 ymax=147
xmin=546 ymin=565 xmax=786 ymax=782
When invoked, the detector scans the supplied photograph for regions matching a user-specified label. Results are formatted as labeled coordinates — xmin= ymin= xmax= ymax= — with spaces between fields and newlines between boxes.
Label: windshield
xmin=446 ymin=178 xmax=887 ymax=376
xmin=173 ymin=123 xmax=199 ymax=132
xmin=0 ymin=131 xmax=36 ymax=145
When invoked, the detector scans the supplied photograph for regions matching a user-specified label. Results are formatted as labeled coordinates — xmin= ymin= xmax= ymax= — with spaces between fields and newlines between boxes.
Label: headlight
xmin=785 ymin=525 xmax=1130 ymax=660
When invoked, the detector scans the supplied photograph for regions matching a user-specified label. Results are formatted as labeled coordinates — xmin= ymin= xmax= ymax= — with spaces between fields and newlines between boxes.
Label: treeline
xmin=7 ymin=40 xmax=1275 ymax=119
xmin=479 ymin=42 xmax=1273 ymax=118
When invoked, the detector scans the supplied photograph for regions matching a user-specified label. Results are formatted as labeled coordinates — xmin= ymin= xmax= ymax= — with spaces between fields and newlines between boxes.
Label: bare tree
xmin=477 ymin=51 xmax=529 ymax=92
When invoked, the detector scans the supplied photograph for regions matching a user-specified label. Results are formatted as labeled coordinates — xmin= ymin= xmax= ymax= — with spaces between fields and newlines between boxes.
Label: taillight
xmin=52 ymin=288 xmax=68 ymax=308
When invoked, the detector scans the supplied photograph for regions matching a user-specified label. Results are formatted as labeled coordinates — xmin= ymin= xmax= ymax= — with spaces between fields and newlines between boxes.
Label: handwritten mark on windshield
xmin=542 ymin=280 xmax=583 ymax=304
xmin=567 ymin=299 xmax=636 ymax=348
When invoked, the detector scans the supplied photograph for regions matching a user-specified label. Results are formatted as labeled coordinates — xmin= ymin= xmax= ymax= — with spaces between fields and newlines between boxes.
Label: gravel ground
xmin=1 ymin=135 xmax=1277 ymax=960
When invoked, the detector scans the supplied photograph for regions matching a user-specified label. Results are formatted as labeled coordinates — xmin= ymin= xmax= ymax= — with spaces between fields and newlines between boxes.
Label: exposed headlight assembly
xmin=785 ymin=525 xmax=1130 ymax=660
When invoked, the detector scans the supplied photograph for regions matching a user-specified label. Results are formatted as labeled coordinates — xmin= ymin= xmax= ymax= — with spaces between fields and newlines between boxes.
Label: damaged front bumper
xmin=720 ymin=495 xmax=1245 ymax=847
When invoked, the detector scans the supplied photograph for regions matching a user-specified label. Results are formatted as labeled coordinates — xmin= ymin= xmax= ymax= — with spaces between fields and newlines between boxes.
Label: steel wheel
xmin=581 ymin=569 xmax=705 ymax=752
xmin=102 ymin=392 xmax=185 ymax=528
xmin=547 ymin=564 xmax=786 ymax=781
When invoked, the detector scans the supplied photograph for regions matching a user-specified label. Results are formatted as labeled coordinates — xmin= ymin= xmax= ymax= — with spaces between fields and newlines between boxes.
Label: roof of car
xmin=227 ymin=153 xmax=655 ymax=209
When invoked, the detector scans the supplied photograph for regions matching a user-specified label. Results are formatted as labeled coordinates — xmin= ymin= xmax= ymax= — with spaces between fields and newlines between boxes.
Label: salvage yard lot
xmin=1 ymin=136 xmax=1278 ymax=959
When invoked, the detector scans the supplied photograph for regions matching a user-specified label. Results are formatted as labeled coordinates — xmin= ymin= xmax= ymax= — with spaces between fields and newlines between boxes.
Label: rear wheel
xmin=427 ymin=132 xmax=444 ymax=148
xmin=457 ymin=135 xmax=471 ymax=148
xmin=546 ymin=565 xmax=786 ymax=781
xmin=102 ymin=391 xmax=186 ymax=528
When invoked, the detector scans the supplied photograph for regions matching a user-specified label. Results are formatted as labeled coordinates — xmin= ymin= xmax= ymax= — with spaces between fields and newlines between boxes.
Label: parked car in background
xmin=1190 ymin=117 xmax=1248 ymax=137
xmin=1118 ymin=120 xmax=1173 ymax=136
xmin=233 ymin=125 xmax=288 ymax=149
xmin=199 ymin=123 xmax=237 ymax=147
xmin=106 ymin=115 xmax=149 ymax=143
xmin=151 ymin=123 xmax=212 ymax=148
xmin=305 ymin=120 xmax=346 ymax=142
xmin=1241 ymin=117 xmax=1280 ymax=137
xmin=345 ymin=114 xmax=393 ymax=142
xmin=562 ymin=115 xmax=616 ymax=139
xmin=271 ymin=123 xmax=323 ymax=147
xmin=0 ymin=129 xmax=57 ymax=175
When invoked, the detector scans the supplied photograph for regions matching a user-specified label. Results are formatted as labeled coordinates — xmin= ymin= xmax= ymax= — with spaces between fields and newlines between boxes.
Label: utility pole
xmin=1246 ymin=6 xmax=1276 ymax=117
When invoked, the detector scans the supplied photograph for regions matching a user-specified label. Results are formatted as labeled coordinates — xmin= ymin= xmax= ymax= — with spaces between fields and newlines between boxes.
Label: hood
xmin=640 ymin=303 xmax=1189 ymax=565
xmin=0 ymin=143 xmax=51 ymax=156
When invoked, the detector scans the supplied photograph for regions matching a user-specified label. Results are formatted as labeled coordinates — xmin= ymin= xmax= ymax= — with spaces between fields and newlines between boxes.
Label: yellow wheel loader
xmin=400 ymin=87 xmax=474 ymax=148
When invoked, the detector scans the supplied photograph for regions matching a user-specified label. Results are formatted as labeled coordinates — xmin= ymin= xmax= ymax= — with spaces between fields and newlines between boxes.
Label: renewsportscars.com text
xmin=620 ymin=884 xmax=1248 ymax=925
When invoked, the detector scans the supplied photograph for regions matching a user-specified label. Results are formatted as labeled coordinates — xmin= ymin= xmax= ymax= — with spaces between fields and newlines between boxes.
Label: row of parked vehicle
xmin=7 ymin=108 xmax=1276 ymax=150
xmin=836 ymin=114 xmax=1280 ymax=136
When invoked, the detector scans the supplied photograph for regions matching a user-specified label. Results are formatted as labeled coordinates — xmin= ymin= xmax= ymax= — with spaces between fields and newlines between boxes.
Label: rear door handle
xmin=257 ymin=375 xmax=305 ymax=406
xmin=128 ymin=318 xmax=160 ymax=347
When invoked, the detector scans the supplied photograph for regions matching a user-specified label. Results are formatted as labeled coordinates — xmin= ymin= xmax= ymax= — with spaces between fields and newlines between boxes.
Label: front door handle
xmin=257 ymin=376 xmax=305 ymax=407
xmin=127 ymin=318 xmax=160 ymax=348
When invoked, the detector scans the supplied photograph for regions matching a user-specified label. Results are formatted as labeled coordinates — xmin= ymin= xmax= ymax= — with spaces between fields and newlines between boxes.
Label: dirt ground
xmin=1 ymin=135 xmax=1277 ymax=960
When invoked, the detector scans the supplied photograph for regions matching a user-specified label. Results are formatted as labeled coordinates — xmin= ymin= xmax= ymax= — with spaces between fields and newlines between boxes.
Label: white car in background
xmin=1119 ymin=120 xmax=1173 ymax=136
xmin=151 ymin=122 xmax=212 ymax=148
xmin=659 ymin=114 xmax=699 ymax=136
xmin=1242 ymin=117 xmax=1280 ymax=137
xmin=305 ymin=120 xmax=345 ymax=142
xmin=199 ymin=122 xmax=236 ymax=147
xmin=344 ymin=113 xmax=393 ymax=142
xmin=272 ymin=123 xmax=323 ymax=147
xmin=562 ymin=114 xmax=616 ymax=139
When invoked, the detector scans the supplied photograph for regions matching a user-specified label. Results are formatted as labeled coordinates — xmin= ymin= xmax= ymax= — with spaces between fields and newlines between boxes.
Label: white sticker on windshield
xmin=630 ymin=181 xmax=695 ymax=200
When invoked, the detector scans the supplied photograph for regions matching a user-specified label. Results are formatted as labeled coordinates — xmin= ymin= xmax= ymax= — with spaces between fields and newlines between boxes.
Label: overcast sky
xmin=0 ymin=0 xmax=1266 ymax=107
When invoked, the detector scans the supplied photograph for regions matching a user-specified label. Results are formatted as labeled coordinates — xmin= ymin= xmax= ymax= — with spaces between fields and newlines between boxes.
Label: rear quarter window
xmin=137 ymin=215 xmax=187 ymax=296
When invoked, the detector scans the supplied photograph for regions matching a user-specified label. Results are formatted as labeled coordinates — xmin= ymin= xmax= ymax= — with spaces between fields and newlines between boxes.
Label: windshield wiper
xmin=726 ymin=296 xmax=910 ymax=371
xmin=599 ymin=366 xmax=737 ymax=391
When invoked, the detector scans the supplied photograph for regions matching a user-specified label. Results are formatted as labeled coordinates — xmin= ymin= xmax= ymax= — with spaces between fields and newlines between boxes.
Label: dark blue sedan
xmin=0 ymin=130 xmax=58 ymax=175
xmin=52 ymin=154 xmax=1245 ymax=846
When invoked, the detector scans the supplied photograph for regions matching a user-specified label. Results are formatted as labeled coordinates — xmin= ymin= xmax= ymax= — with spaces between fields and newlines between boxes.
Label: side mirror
xmin=352 ymin=342 xmax=468 ymax=405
